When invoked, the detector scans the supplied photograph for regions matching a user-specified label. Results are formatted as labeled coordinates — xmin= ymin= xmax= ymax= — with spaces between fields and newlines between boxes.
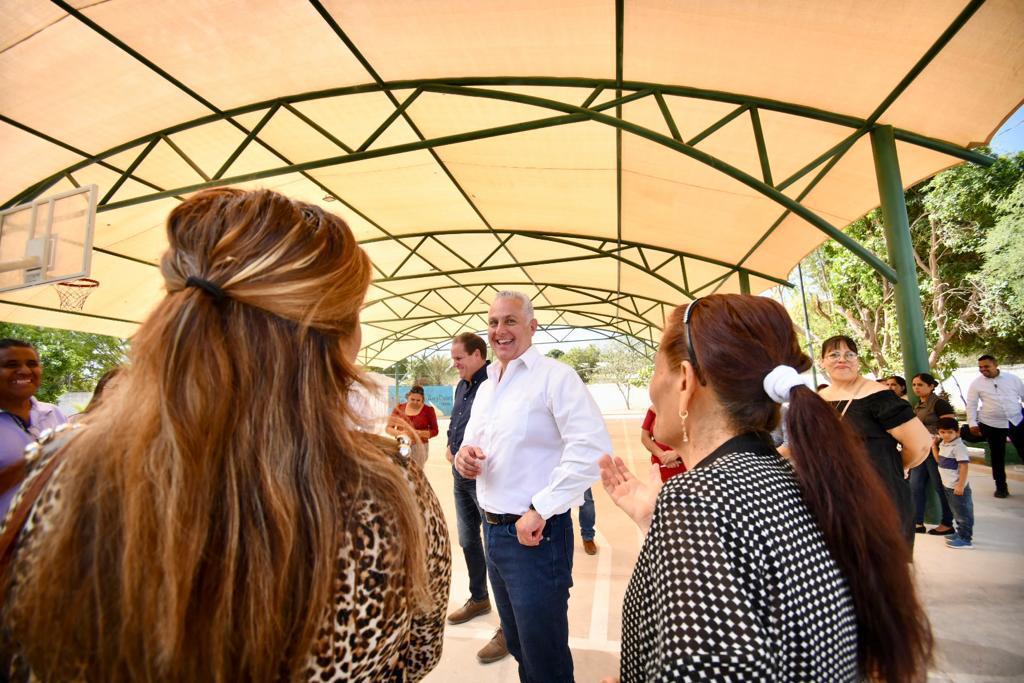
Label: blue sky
xmin=991 ymin=104 xmax=1024 ymax=155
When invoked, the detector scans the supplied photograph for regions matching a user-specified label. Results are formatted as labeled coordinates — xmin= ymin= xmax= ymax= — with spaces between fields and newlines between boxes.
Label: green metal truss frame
xmin=2 ymin=0 xmax=994 ymax=365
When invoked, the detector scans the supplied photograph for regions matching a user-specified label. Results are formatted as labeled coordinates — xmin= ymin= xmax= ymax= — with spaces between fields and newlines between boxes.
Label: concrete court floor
xmin=421 ymin=415 xmax=1024 ymax=683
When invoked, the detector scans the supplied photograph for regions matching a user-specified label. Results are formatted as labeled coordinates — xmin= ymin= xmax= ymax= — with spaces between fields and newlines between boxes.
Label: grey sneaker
xmin=447 ymin=598 xmax=491 ymax=624
xmin=477 ymin=627 xmax=510 ymax=664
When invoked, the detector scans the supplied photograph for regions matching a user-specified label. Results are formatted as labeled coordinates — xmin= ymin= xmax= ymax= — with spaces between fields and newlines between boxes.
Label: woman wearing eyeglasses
xmin=817 ymin=335 xmax=933 ymax=548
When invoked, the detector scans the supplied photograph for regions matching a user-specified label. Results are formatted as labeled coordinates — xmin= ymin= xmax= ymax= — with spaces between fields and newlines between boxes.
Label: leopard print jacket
xmin=1 ymin=433 xmax=451 ymax=682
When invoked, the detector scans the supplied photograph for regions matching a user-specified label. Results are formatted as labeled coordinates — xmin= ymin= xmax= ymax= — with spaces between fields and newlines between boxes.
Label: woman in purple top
xmin=0 ymin=339 xmax=67 ymax=516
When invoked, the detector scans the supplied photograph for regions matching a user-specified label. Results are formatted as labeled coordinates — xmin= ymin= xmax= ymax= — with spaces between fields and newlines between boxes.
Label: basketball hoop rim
xmin=56 ymin=278 xmax=100 ymax=289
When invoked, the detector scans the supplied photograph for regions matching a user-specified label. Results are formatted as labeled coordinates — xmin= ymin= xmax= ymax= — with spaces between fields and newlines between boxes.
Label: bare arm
xmin=954 ymin=461 xmax=968 ymax=496
xmin=888 ymin=417 xmax=932 ymax=470
xmin=640 ymin=429 xmax=661 ymax=457
xmin=640 ymin=429 xmax=682 ymax=465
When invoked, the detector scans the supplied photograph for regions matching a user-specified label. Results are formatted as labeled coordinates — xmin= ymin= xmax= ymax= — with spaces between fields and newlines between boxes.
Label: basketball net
xmin=54 ymin=278 xmax=99 ymax=311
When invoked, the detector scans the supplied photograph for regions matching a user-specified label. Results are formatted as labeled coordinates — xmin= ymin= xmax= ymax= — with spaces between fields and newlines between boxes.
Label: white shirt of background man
xmin=460 ymin=345 xmax=611 ymax=519
xmin=967 ymin=372 xmax=1024 ymax=428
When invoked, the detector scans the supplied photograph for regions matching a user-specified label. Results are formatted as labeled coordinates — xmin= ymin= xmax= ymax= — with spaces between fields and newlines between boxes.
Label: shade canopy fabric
xmin=2 ymin=0 xmax=1021 ymax=365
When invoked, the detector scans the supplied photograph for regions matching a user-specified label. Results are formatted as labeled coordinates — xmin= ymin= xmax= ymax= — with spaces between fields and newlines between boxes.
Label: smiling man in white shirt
xmin=455 ymin=291 xmax=611 ymax=683
xmin=966 ymin=354 xmax=1024 ymax=498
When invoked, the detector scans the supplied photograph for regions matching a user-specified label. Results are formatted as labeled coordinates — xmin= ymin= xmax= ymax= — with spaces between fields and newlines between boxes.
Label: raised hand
xmin=599 ymin=454 xmax=662 ymax=532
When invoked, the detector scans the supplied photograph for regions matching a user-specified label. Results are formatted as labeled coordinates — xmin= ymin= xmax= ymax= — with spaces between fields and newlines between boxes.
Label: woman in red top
xmin=387 ymin=385 xmax=439 ymax=467
xmin=640 ymin=408 xmax=686 ymax=482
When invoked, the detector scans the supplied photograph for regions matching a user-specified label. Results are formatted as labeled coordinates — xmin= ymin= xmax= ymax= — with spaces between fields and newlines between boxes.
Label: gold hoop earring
xmin=678 ymin=409 xmax=689 ymax=443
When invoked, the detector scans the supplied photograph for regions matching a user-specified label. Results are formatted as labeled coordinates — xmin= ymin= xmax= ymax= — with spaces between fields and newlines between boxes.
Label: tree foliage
xmin=0 ymin=323 xmax=128 ymax=403
xmin=403 ymin=354 xmax=457 ymax=385
xmin=801 ymin=150 xmax=1024 ymax=377
xmin=597 ymin=343 xmax=653 ymax=408
xmin=559 ymin=345 xmax=602 ymax=383
xmin=977 ymin=173 xmax=1024 ymax=346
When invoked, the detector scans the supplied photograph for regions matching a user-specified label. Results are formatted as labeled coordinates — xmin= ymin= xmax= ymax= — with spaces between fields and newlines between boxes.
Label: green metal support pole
xmin=870 ymin=125 xmax=930 ymax=384
xmin=797 ymin=263 xmax=818 ymax=387
xmin=738 ymin=271 xmax=751 ymax=295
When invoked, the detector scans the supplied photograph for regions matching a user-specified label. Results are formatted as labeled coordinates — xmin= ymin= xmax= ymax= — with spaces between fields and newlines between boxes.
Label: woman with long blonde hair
xmin=0 ymin=188 xmax=450 ymax=681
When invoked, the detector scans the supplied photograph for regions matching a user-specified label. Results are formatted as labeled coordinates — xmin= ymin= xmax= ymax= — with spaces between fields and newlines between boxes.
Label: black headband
xmin=185 ymin=276 xmax=227 ymax=303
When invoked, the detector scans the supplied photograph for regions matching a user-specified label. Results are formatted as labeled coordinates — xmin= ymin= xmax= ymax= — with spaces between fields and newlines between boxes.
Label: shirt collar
xmin=471 ymin=360 xmax=490 ymax=385
xmin=1 ymin=397 xmax=44 ymax=418
xmin=693 ymin=431 xmax=776 ymax=470
xmin=488 ymin=345 xmax=540 ymax=380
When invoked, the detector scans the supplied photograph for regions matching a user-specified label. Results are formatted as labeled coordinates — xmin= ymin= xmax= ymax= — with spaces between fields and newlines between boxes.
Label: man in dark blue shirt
xmin=445 ymin=332 xmax=508 ymax=663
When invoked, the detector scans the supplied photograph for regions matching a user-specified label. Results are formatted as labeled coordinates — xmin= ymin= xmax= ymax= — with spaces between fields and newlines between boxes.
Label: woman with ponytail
xmin=600 ymin=295 xmax=932 ymax=682
xmin=0 ymin=189 xmax=450 ymax=682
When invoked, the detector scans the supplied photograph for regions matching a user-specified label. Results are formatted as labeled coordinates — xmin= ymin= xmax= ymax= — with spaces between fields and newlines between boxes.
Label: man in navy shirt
xmin=445 ymin=332 xmax=508 ymax=663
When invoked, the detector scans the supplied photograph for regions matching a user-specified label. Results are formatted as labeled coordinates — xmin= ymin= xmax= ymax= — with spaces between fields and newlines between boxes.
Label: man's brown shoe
xmin=477 ymin=627 xmax=509 ymax=664
xmin=447 ymin=598 xmax=491 ymax=624
xmin=583 ymin=539 xmax=598 ymax=555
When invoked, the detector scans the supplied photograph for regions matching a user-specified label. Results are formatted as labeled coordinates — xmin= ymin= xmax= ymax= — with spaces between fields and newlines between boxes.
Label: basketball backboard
xmin=0 ymin=185 xmax=97 ymax=294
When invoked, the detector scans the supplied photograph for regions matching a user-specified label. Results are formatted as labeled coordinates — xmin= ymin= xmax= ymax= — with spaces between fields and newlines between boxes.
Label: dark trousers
xmin=980 ymin=421 xmax=1024 ymax=493
xmin=577 ymin=487 xmax=595 ymax=541
xmin=452 ymin=466 xmax=489 ymax=602
xmin=909 ymin=457 xmax=954 ymax=526
xmin=485 ymin=511 xmax=574 ymax=683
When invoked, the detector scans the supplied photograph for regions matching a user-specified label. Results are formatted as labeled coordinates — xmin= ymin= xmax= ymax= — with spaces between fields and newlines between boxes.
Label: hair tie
xmin=763 ymin=365 xmax=806 ymax=404
xmin=185 ymin=276 xmax=227 ymax=303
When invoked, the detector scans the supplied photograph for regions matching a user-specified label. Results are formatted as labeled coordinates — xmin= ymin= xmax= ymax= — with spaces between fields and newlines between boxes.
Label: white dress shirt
xmin=461 ymin=345 xmax=611 ymax=519
xmin=966 ymin=371 xmax=1024 ymax=428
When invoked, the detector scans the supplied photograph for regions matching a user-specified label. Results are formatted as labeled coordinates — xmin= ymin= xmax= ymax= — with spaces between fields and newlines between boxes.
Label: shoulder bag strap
xmin=0 ymin=448 xmax=66 ymax=605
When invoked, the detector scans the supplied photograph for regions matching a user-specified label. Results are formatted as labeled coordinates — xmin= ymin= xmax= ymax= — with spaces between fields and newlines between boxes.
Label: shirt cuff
xmin=530 ymin=492 xmax=557 ymax=520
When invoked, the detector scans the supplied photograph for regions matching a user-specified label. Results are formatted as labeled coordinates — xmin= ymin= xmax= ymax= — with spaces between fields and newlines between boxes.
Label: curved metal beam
xmin=419 ymin=84 xmax=900 ymax=282
xmin=361 ymin=228 xmax=792 ymax=288
xmin=21 ymin=85 xmax=894 ymax=280
xmin=362 ymin=306 xmax=659 ymax=364
xmin=4 ymin=75 xmax=993 ymax=211
xmin=365 ymin=280 xmax=679 ymax=316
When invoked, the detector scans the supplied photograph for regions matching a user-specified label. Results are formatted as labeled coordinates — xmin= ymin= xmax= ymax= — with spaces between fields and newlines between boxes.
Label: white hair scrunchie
xmin=763 ymin=365 xmax=807 ymax=404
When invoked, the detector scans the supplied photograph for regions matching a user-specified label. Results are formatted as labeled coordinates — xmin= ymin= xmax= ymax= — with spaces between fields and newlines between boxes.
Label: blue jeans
xmin=944 ymin=484 xmax=974 ymax=543
xmin=453 ymin=466 xmax=489 ymax=602
xmin=485 ymin=511 xmax=574 ymax=683
xmin=578 ymin=487 xmax=595 ymax=541
xmin=909 ymin=457 xmax=953 ymax=526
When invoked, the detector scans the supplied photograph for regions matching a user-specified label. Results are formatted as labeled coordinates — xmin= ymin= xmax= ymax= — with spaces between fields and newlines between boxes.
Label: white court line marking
xmin=588 ymin=527 xmax=612 ymax=644
xmin=446 ymin=625 xmax=622 ymax=654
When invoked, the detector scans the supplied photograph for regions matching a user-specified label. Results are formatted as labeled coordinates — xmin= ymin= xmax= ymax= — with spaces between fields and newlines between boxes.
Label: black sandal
xmin=914 ymin=524 xmax=927 ymax=534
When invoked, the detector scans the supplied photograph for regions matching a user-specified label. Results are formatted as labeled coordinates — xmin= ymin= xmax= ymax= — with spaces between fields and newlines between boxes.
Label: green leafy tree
xmin=802 ymin=150 xmax=1024 ymax=375
xmin=560 ymin=345 xmax=601 ymax=383
xmin=545 ymin=348 xmax=565 ymax=359
xmin=598 ymin=343 xmax=652 ymax=408
xmin=0 ymin=323 xmax=128 ymax=403
xmin=977 ymin=173 xmax=1024 ymax=356
xmin=404 ymin=354 xmax=457 ymax=385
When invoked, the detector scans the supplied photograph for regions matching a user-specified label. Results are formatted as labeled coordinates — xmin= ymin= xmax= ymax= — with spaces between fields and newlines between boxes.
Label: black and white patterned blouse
xmin=620 ymin=432 xmax=859 ymax=682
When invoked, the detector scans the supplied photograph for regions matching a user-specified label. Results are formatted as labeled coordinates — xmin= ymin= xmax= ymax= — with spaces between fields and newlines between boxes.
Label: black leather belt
xmin=483 ymin=511 xmax=522 ymax=525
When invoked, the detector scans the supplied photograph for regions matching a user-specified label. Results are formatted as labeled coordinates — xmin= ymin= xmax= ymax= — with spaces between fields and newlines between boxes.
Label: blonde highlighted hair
xmin=5 ymin=189 xmax=427 ymax=681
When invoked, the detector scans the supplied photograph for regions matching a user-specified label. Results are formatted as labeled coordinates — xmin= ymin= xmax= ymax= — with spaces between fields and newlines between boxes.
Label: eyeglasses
xmin=824 ymin=351 xmax=859 ymax=362
xmin=683 ymin=298 xmax=706 ymax=384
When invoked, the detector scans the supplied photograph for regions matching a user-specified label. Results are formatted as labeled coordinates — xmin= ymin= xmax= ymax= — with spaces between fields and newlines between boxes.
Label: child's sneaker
xmin=946 ymin=538 xmax=973 ymax=549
